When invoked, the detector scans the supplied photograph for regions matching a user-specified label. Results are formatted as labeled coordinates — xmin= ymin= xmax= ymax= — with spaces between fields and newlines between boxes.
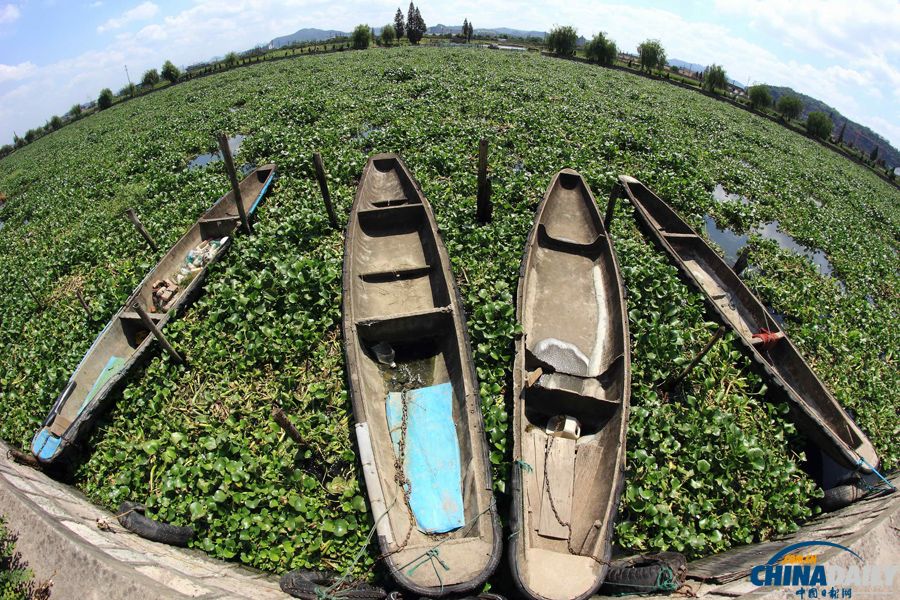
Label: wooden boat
xmin=342 ymin=154 xmax=501 ymax=596
xmin=509 ymin=169 xmax=630 ymax=600
xmin=617 ymin=175 xmax=878 ymax=474
xmin=32 ymin=165 xmax=276 ymax=464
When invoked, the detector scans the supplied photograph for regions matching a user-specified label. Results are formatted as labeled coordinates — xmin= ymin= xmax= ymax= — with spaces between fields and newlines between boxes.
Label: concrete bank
xmin=0 ymin=440 xmax=289 ymax=599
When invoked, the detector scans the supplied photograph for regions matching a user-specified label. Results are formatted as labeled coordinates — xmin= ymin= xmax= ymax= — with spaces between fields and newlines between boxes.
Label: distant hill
xmin=767 ymin=86 xmax=899 ymax=169
xmin=428 ymin=24 xmax=547 ymax=38
xmin=269 ymin=28 xmax=348 ymax=49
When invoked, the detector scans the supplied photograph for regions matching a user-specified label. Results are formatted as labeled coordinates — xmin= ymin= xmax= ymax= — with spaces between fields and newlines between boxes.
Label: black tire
xmin=600 ymin=551 xmax=687 ymax=596
xmin=280 ymin=570 xmax=386 ymax=600
xmin=117 ymin=501 xmax=194 ymax=547
xmin=820 ymin=484 xmax=864 ymax=512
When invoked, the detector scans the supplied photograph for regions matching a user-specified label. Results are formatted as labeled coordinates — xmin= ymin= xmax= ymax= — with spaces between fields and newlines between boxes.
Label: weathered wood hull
xmin=510 ymin=169 xmax=630 ymax=600
xmin=341 ymin=154 xmax=500 ymax=596
xmin=31 ymin=165 xmax=276 ymax=464
xmin=618 ymin=175 xmax=877 ymax=474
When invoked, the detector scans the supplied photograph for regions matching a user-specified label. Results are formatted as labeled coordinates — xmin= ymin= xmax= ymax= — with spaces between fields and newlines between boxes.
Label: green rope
xmin=515 ymin=459 xmax=533 ymax=473
xmin=395 ymin=499 xmax=496 ymax=596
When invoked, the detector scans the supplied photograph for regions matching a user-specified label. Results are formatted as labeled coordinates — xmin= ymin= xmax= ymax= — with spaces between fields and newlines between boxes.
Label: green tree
xmin=836 ymin=121 xmax=846 ymax=144
xmin=806 ymin=111 xmax=833 ymax=139
xmin=381 ymin=24 xmax=396 ymax=46
xmin=24 ymin=129 xmax=38 ymax=143
xmin=48 ymin=115 xmax=63 ymax=130
xmin=703 ymin=64 xmax=727 ymax=93
xmin=98 ymin=88 xmax=114 ymax=110
xmin=870 ymin=146 xmax=879 ymax=161
xmin=394 ymin=8 xmax=405 ymax=40
xmin=776 ymin=95 xmax=802 ymax=120
xmin=584 ymin=32 xmax=617 ymax=66
xmin=748 ymin=85 xmax=772 ymax=110
xmin=141 ymin=68 xmax=160 ymax=88
xmin=465 ymin=19 xmax=474 ymax=42
xmin=161 ymin=60 xmax=180 ymax=84
xmin=637 ymin=39 xmax=666 ymax=73
xmin=68 ymin=103 xmax=82 ymax=118
xmin=352 ymin=24 xmax=371 ymax=49
xmin=224 ymin=52 xmax=238 ymax=67
xmin=547 ymin=26 xmax=578 ymax=57
xmin=406 ymin=3 xmax=426 ymax=45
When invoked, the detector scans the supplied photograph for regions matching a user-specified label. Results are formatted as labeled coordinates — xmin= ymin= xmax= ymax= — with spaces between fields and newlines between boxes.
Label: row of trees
xmin=541 ymin=26 xmax=854 ymax=147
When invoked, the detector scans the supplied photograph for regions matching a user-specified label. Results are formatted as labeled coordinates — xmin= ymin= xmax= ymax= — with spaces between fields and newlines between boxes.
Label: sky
xmin=0 ymin=0 xmax=898 ymax=148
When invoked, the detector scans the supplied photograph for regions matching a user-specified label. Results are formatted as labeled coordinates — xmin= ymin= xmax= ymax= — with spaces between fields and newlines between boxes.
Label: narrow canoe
xmin=509 ymin=169 xmax=631 ymax=600
xmin=32 ymin=165 xmax=276 ymax=464
xmin=342 ymin=154 xmax=501 ymax=596
xmin=618 ymin=175 xmax=878 ymax=474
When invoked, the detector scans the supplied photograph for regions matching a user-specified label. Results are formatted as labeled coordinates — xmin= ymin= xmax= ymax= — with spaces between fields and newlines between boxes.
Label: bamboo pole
xmin=75 ymin=289 xmax=92 ymax=319
xmin=313 ymin=152 xmax=338 ymax=229
xmin=132 ymin=302 xmax=185 ymax=364
xmin=217 ymin=133 xmax=251 ymax=235
xmin=272 ymin=407 xmax=303 ymax=444
xmin=124 ymin=208 xmax=159 ymax=251
xmin=604 ymin=185 xmax=621 ymax=230
xmin=661 ymin=326 xmax=726 ymax=392
xmin=22 ymin=278 xmax=43 ymax=309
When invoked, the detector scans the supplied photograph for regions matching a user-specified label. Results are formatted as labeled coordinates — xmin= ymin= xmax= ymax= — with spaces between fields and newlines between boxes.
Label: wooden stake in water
xmin=661 ymin=326 xmax=726 ymax=392
xmin=124 ymin=208 xmax=159 ymax=251
xmin=604 ymin=185 xmax=621 ymax=230
xmin=23 ymin=277 xmax=43 ymax=309
xmin=133 ymin=302 xmax=185 ymax=364
xmin=313 ymin=152 xmax=339 ymax=230
xmin=733 ymin=249 xmax=750 ymax=276
xmin=217 ymin=132 xmax=251 ymax=235
xmin=75 ymin=289 xmax=92 ymax=319
xmin=476 ymin=138 xmax=493 ymax=224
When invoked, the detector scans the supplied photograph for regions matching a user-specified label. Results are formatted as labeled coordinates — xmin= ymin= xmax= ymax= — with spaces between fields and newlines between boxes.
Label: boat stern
xmin=31 ymin=427 xmax=64 ymax=464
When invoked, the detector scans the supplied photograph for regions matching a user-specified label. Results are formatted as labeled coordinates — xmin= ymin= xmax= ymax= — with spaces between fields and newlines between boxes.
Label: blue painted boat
xmin=32 ymin=164 xmax=276 ymax=464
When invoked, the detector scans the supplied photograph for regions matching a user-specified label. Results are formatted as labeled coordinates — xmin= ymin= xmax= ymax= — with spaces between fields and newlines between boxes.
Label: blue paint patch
xmin=79 ymin=356 xmax=125 ymax=414
xmin=32 ymin=429 xmax=62 ymax=462
xmin=249 ymin=169 xmax=275 ymax=214
xmin=386 ymin=382 xmax=464 ymax=534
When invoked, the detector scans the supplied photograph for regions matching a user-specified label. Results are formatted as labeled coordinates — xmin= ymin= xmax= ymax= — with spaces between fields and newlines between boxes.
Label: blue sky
xmin=1 ymin=0 xmax=898 ymax=149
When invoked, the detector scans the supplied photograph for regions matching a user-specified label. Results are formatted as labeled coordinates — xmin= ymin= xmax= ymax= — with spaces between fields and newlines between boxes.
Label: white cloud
xmin=0 ymin=61 xmax=34 ymax=82
xmin=0 ymin=3 xmax=21 ymax=24
xmin=97 ymin=1 xmax=158 ymax=33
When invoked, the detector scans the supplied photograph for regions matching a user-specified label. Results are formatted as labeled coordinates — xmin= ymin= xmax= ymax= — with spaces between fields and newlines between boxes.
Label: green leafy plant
xmin=0 ymin=47 xmax=895 ymax=578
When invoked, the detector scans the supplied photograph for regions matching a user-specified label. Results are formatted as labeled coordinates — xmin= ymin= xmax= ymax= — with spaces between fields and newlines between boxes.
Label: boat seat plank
xmin=538 ymin=435 xmax=576 ymax=540
xmin=119 ymin=311 xmax=164 ymax=322
xmin=532 ymin=372 xmax=620 ymax=405
xmin=357 ymin=203 xmax=424 ymax=220
xmin=663 ymin=232 xmax=698 ymax=238
xmin=199 ymin=216 xmax=239 ymax=239
xmin=355 ymin=306 xmax=452 ymax=343
xmin=537 ymin=224 xmax=605 ymax=254
xmin=370 ymin=198 xmax=410 ymax=207
xmin=360 ymin=264 xmax=432 ymax=282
